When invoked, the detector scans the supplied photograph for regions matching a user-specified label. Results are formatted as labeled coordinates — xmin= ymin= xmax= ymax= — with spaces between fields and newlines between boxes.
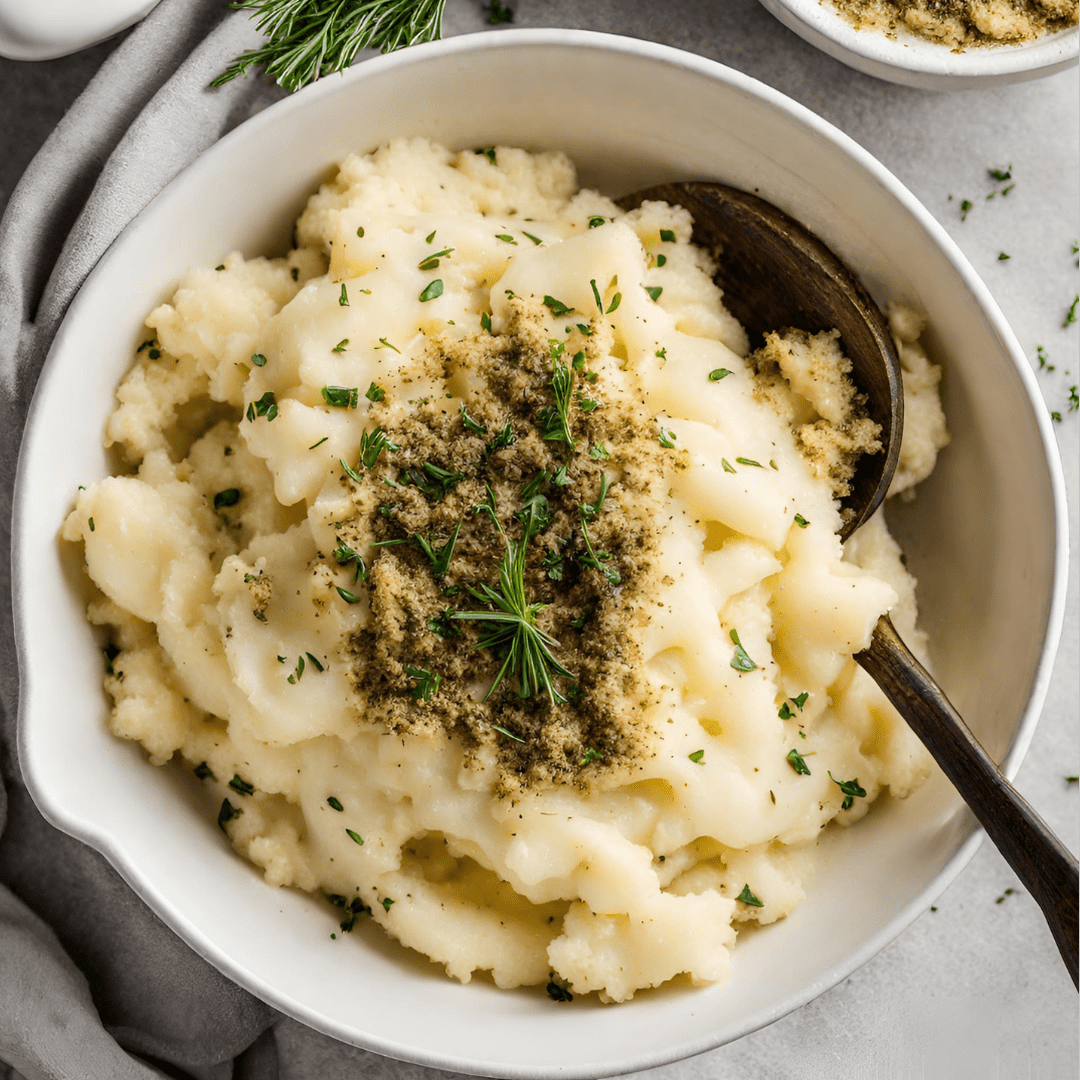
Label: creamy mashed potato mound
xmin=64 ymin=139 xmax=949 ymax=1003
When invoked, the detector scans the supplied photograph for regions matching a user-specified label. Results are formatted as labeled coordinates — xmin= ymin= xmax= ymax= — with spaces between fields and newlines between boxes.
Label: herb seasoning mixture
xmin=338 ymin=301 xmax=665 ymax=789
xmin=829 ymin=0 xmax=1077 ymax=47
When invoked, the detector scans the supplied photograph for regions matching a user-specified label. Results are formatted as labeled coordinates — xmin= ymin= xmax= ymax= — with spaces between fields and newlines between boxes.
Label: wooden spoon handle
xmin=857 ymin=615 xmax=1079 ymax=989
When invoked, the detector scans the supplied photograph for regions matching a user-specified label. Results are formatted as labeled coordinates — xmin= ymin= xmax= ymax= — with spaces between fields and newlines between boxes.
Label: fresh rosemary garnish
xmin=453 ymin=501 xmax=573 ymax=704
xmin=212 ymin=0 xmax=448 ymax=94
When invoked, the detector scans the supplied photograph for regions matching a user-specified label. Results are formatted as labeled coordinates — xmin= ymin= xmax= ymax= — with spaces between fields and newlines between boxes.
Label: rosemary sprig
xmin=453 ymin=501 xmax=573 ymax=704
xmin=212 ymin=0 xmax=448 ymax=94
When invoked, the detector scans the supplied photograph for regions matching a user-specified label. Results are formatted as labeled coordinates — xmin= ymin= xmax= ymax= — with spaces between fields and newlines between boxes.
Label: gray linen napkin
xmin=0 ymin=2 xmax=303 ymax=1076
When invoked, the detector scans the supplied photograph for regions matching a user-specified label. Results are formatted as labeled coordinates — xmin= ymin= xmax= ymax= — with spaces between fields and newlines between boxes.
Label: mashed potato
xmin=63 ymin=139 xmax=948 ymax=1002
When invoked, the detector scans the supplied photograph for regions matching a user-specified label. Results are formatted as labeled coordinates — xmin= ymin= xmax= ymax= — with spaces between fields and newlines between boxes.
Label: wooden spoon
xmin=618 ymin=181 xmax=1079 ymax=989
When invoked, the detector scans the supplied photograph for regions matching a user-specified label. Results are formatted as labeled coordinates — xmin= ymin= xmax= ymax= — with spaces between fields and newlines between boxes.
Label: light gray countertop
xmin=2 ymin=2 xmax=1076 ymax=1077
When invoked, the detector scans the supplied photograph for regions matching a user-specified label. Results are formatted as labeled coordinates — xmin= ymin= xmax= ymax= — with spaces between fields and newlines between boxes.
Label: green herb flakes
xmin=228 ymin=774 xmax=255 ymax=796
xmin=322 ymin=385 xmax=358 ymax=408
xmin=659 ymin=228 xmax=676 ymax=243
xmin=737 ymin=884 xmax=763 ymax=907
xmin=658 ymin=426 xmax=677 ymax=449
xmin=644 ymin=285 xmax=663 ymax=302
xmin=543 ymin=295 xmax=574 ymax=317
xmin=794 ymin=514 xmax=809 ymax=528
xmin=829 ymin=772 xmax=867 ymax=810
xmin=708 ymin=368 xmax=731 ymax=381
xmin=729 ymin=629 xmax=756 ymax=672
xmin=786 ymin=749 xmax=811 ymax=775
xmin=194 ymin=762 xmax=215 ymax=781
xmin=419 ymin=279 xmax=444 ymax=303
xmin=217 ymin=799 xmax=241 ymax=831
xmin=246 ymin=391 xmax=278 ymax=422
xmin=346 ymin=828 xmax=364 ymax=846
xmin=327 ymin=796 xmax=344 ymax=812
xmin=688 ymin=749 xmax=705 ymax=764
xmin=405 ymin=665 xmax=442 ymax=701
xmin=213 ymin=488 xmax=241 ymax=510
xmin=250 ymin=352 xmax=267 ymax=367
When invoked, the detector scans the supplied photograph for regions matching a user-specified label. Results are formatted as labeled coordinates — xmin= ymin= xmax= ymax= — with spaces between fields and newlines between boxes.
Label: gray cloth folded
xmin=0 ymin=2 xmax=435 ymax=1076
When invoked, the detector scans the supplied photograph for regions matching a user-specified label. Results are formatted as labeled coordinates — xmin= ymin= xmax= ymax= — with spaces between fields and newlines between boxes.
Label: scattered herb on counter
xmin=998 ymin=252 xmax=1011 ymax=261
xmin=1064 ymin=295 xmax=1078 ymax=328
xmin=960 ymin=199 xmax=972 ymax=221
xmin=994 ymin=887 xmax=1015 ymax=904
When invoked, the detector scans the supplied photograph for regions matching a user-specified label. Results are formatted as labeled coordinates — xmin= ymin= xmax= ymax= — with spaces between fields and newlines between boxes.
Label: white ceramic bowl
xmin=757 ymin=0 xmax=1079 ymax=89
xmin=14 ymin=29 xmax=1068 ymax=1078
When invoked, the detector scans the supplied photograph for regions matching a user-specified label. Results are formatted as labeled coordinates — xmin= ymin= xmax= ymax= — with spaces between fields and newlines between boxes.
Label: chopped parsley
xmin=778 ymin=692 xmax=808 ymax=719
xmin=228 ymin=774 xmax=255 ymax=796
xmin=345 ymin=828 xmax=364 ymax=846
xmin=1064 ymin=295 xmax=1078 ymax=328
xmin=213 ymin=488 xmax=241 ymax=510
xmin=405 ymin=665 xmax=442 ymax=701
xmin=659 ymin=228 xmax=676 ymax=243
xmin=194 ymin=761 xmax=215 ymax=781
xmin=737 ymin=884 xmax=763 ymax=907
xmin=729 ymin=629 xmax=756 ymax=672
xmin=708 ymin=368 xmax=731 ymax=381
xmin=644 ymin=285 xmax=663 ymax=302
xmin=250 ymin=352 xmax=267 ymax=367
xmin=829 ymin=772 xmax=867 ymax=810
xmin=339 ymin=283 xmax=349 ymax=306
xmin=658 ymin=426 xmax=677 ymax=449
xmin=418 ymin=279 xmax=444 ymax=303
xmin=327 ymin=796 xmax=344 ymax=811
xmin=793 ymin=514 xmax=809 ymax=528
xmin=786 ymin=749 xmax=811 ymax=775
xmin=735 ymin=457 xmax=762 ymax=468
xmin=688 ymin=749 xmax=705 ymax=764
xmin=365 ymin=382 xmax=385 ymax=402
xmin=588 ymin=216 xmax=605 ymax=228
xmin=322 ymin=385 xmax=358 ymax=408
xmin=543 ymin=295 xmax=574 ymax=317
xmin=246 ymin=391 xmax=278 ymax=422
xmin=217 ymin=799 xmax=242 ymax=831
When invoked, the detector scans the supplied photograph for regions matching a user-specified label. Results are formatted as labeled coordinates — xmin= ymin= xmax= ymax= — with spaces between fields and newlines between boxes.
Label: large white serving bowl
xmin=757 ymin=0 xmax=1078 ymax=89
xmin=13 ymin=29 xmax=1067 ymax=1078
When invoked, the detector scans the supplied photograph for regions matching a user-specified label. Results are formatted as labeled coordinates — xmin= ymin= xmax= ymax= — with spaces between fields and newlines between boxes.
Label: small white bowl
xmin=757 ymin=0 xmax=1079 ymax=89
xmin=13 ymin=29 xmax=1068 ymax=1078
xmin=0 ymin=0 xmax=160 ymax=61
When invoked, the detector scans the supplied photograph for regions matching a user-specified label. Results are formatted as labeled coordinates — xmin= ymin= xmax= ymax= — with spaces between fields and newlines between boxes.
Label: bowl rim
xmin=758 ymin=0 xmax=1079 ymax=81
xmin=12 ymin=26 xmax=1070 ymax=1077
